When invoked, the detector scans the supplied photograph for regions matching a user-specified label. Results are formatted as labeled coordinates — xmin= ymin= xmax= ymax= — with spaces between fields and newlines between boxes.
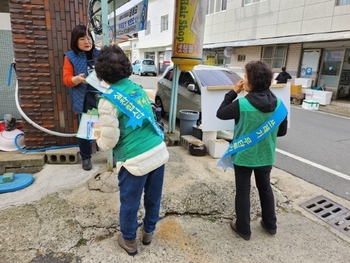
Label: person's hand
xmin=233 ymin=80 xmax=244 ymax=94
xmin=72 ymin=73 xmax=86 ymax=85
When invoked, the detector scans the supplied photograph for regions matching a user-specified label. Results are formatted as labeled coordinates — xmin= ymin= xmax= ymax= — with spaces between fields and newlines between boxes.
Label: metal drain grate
xmin=300 ymin=195 xmax=350 ymax=237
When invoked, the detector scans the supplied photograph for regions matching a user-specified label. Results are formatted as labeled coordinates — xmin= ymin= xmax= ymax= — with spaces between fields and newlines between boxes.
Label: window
xmin=164 ymin=69 xmax=174 ymax=81
xmin=145 ymin=20 xmax=151 ymax=35
xmin=337 ymin=0 xmax=350 ymax=5
xmin=261 ymin=45 xmax=287 ymax=69
xmin=161 ymin=15 xmax=168 ymax=32
xmin=244 ymin=0 xmax=266 ymax=6
xmin=238 ymin=55 xmax=246 ymax=62
xmin=207 ymin=0 xmax=227 ymax=14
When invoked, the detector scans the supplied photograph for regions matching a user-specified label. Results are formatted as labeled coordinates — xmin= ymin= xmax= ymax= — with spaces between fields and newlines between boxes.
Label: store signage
xmin=112 ymin=0 xmax=148 ymax=37
xmin=324 ymin=50 xmax=344 ymax=61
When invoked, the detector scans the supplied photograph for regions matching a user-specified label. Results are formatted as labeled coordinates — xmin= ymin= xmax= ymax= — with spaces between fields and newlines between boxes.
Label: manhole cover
xmin=300 ymin=195 xmax=350 ymax=237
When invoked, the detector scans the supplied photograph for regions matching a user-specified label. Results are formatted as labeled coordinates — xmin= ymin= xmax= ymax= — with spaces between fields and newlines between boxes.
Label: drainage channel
xmin=300 ymin=195 xmax=350 ymax=237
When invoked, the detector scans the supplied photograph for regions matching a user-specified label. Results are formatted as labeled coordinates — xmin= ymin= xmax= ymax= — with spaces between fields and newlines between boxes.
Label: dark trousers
xmin=234 ymin=164 xmax=277 ymax=236
xmin=78 ymin=92 xmax=98 ymax=160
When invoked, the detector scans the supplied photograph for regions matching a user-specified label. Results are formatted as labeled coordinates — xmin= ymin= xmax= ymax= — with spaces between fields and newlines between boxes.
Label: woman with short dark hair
xmin=217 ymin=60 xmax=288 ymax=241
xmin=95 ymin=44 xmax=169 ymax=256
xmin=62 ymin=25 xmax=101 ymax=171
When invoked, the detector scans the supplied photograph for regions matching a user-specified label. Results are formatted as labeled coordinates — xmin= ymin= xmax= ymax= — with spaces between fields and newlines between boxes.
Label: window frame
xmin=161 ymin=14 xmax=169 ymax=32
xmin=261 ymin=45 xmax=288 ymax=70
xmin=207 ymin=0 xmax=227 ymax=15
xmin=243 ymin=0 xmax=266 ymax=6
xmin=336 ymin=0 xmax=350 ymax=5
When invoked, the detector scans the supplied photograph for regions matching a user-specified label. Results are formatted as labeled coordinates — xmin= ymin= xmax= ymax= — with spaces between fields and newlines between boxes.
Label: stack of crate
xmin=290 ymin=84 xmax=305 ymax=105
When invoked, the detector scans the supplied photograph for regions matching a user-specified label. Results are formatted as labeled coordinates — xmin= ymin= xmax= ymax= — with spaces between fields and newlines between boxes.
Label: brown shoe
xmin=142 ymin=230 xmax=154 ymax=245
xmin=230 ymin=221 xmax=251 ymax=241
xmin=117 ymin=233 xmax=137 ymax=256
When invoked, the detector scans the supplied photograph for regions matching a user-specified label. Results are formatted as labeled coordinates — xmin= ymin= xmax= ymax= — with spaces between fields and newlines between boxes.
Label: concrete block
xmin=208 ymin=139 xmax=229 ymax=159
xmin=167 ymin=135 xmax=180 ymax=147
xmin=45 ymin=147 xmax=79 ymax=164
xmin=180 ymin=135 xmax=198 ymax=150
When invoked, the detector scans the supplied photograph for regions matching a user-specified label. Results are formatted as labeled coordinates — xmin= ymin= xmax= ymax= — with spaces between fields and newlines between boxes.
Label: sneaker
xmin=230 ymin=221 xmax=251 ymax=241
xmin=142 ymin=230 xmax=153 ymax=245
xmin=117 ymin=233 xmax=137 ymax=256
xmin=260 ymin=219 xmax=277 ymax=235
xmin=82 ymin=158 xmax=92 ymax=171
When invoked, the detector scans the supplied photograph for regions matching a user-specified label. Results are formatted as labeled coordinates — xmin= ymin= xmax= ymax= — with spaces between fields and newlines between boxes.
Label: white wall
xmin=137 ymin=0 xmax=173 ymax=49
xmin=204 ymin=0 xmax=350 ymax=45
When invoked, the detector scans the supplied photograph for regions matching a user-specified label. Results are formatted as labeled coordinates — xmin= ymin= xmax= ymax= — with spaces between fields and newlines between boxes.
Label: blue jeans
xmin=118 ymin=164 xmax=165 ymax=240
xmin=234 ymin=164 xmax=276 ymax=236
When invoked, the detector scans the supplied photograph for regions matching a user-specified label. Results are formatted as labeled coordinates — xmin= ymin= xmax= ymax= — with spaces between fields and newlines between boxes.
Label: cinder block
xmin=45 ymin=147 xmax=79 ymax=164
xmin=180 ymin=135 xmax=199 ymax=150
xmin=167 ymin=135 xmax=180 ymax=147
xmin=208 ymin=139 xmax=229 ymax=159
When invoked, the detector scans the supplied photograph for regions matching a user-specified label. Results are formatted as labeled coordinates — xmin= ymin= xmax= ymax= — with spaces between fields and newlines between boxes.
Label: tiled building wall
xmin=9 ymin=0 xmax=88 ymax=149
xmin=0 ymin=11 xmax=20 ymax=119
xmin=285 ymin=43 xmax=302 ymax=80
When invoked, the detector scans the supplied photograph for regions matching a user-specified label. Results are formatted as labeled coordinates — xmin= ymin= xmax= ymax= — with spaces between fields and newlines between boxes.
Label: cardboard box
xmin=302 ymin=100 xmax=319 ymax=111
xmin=290 ymin=84 xmax=302 ymax=94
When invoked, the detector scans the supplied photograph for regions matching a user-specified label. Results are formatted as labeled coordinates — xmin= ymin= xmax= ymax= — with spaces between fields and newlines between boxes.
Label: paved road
xmin=275 ymin=105 xmax=350 ymax=201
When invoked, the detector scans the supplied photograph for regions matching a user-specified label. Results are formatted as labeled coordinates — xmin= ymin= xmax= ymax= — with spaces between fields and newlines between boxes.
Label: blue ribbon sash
xmin=217 ymin=101 xmax=288 ymax=171
xmin=101 ymin=88 xmax=164 ymax=140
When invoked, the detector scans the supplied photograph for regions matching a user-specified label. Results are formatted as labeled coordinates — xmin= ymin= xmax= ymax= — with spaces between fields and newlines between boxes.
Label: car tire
xmin=153 ymin=73 xmax=157 ymax=76
xmin=155 ymin=96 xmax=166 ymax=117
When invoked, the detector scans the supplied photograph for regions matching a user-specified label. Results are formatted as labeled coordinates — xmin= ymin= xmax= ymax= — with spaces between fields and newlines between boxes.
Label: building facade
xmin=121 ymin=0 xmax=350 ymax=99
xmin=3 ymin=0 xmax=90 ymax=149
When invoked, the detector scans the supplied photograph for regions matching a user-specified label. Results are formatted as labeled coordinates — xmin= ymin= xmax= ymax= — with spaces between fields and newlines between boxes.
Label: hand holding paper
xmin=85 ymin=70 xmax=110 ymax=93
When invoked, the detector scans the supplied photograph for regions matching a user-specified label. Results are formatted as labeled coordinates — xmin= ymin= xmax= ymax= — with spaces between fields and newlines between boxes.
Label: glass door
xmin=300 ymin=49 xmax=321 ymax=87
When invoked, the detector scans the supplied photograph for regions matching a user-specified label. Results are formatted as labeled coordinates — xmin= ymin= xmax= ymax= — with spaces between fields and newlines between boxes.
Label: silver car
xmin=155 ymin=65 xmax=242 ymax=140
xmin=155 ymin=65 xmax=242 ymax=119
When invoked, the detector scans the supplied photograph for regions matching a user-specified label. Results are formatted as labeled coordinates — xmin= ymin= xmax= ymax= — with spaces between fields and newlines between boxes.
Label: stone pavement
xmin=318 ymin=101 xmax=350 ymax=116
xmin=0 ymin=102 xmax=350 ymax=262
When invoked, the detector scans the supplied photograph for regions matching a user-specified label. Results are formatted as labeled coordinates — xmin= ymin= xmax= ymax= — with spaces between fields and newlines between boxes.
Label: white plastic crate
xmin=302 ymin=100 xmax=319 ymax=111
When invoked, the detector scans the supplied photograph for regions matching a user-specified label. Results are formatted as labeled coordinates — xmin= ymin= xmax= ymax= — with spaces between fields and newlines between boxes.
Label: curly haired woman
xmin=94 ymin=45 xmax=169 ymax=256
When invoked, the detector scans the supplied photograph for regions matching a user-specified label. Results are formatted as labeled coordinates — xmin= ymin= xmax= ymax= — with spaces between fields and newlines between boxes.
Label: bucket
xmin=179 ymin=110 xmax=199 ymax=137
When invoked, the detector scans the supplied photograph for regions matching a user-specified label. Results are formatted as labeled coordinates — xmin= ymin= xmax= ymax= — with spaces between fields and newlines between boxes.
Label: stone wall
xmin=9 ymin=0 xmax=89 ymax=149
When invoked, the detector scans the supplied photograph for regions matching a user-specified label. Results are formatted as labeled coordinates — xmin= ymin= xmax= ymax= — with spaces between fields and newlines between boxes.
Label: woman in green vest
xmin=94 ymin=45 xmax=169 ymax=255
xmin=217 ymin=61 xmax=288 ymax=241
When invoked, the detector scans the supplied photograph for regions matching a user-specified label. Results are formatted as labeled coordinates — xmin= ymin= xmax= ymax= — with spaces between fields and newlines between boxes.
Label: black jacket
xmin=275 ymin=72 xmax=292 ymax=84
xmin=216 ymin=89 xmax=288 ymax=137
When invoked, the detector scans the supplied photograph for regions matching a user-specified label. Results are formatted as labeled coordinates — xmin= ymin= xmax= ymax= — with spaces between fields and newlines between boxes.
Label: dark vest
xmin=65 ymin=49 xmax=99 ymax=113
